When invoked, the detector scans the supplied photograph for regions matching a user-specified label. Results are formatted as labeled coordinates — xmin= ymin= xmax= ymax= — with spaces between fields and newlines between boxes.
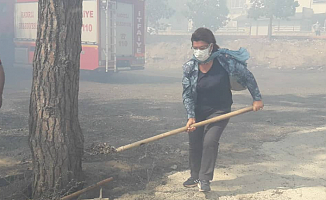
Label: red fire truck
xmin=1 ymin=0 xmax=145 ymax=72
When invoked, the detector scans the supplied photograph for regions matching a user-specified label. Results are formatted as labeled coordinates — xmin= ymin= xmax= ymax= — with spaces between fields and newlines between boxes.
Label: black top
xmin=195 ymin=58 xmax=233 ymax=116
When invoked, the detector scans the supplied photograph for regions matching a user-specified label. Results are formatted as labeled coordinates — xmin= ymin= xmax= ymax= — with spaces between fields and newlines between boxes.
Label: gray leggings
xmin=188 ymin=110 xmax=229 ymax=181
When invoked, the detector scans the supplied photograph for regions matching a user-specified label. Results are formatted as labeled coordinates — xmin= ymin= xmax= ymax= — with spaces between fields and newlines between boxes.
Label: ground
xmin=1 ymin=38 xmax=326 ymax=200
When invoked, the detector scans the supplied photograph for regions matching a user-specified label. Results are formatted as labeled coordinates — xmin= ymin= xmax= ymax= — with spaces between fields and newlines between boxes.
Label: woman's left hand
xmin=253 ymin=100 xmax=264 ymax=111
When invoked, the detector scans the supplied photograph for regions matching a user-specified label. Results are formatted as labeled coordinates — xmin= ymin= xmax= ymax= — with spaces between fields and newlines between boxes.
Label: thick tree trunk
xmin=29 ymin=0 xmax=84 ymax=198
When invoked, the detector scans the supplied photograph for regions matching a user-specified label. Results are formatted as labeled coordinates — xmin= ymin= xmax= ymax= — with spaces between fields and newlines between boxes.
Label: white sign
xmin=116 ymin=2 xmax=133 ymax=56
xmin=14 ymin=0 xmax=98 ymax=43
xmin=82 ymin=0 xmax=98 ymax=43
xmin=15 ymin=2 xmax=38 ymax=40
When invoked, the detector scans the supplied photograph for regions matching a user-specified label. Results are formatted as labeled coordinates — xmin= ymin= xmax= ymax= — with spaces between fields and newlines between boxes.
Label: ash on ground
xmin=85 ymin=143 xmax=116 ymax=155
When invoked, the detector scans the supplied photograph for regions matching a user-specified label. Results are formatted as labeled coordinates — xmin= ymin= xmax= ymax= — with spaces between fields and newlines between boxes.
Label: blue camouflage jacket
xmin=182 ymin=50 xmax=262 ymax=119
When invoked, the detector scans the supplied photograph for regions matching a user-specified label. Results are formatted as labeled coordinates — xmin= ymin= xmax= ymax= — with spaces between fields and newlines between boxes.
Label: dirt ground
xmin=1 ymin=39 xmax=326 ymax=200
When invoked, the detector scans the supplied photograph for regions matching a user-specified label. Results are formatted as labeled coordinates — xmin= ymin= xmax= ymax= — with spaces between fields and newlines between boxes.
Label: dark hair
xmin=191 ymin=27 xmax=220 ymax=52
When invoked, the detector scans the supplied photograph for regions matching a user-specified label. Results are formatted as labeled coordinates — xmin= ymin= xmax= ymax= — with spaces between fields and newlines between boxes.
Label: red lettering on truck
xmin=19 ymin=23 xmax=37 ymax=29
xmin=136 ymin=11 xmax=143 ymax=54
xmin=21 ymin=11 xmax=34 ymax=18
xmin=83 ymin=11 xmax=94 ymax=18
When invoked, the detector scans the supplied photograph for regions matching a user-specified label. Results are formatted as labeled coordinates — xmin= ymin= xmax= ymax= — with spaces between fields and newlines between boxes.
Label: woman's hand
xmin=186 ymin=118 xmax=196 ymax=132
xmin=253 ymin=100 xmax=264 ymax=111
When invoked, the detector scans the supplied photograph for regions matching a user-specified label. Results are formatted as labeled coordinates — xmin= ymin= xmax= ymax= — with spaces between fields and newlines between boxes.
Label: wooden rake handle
xmin=61 ymin=177 xmax=113 ymax=200
xmin=115 ymin=106 xmax=253 ymax=153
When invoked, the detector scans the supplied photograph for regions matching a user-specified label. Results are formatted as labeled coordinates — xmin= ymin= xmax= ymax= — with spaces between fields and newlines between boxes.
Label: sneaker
xmin=183 ymin=177 xmax=199 ymax=188
xmin=198 ymin=180 xmax=211 ymax=192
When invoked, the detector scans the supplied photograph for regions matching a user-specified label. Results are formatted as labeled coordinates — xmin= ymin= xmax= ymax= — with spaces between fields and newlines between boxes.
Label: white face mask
xmin=193 ymin=44 xmax=212 ymax=62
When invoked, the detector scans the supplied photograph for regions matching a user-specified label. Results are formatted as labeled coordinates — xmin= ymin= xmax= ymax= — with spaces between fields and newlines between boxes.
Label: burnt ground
xmin=0 ymin=65 xmax=325 ymax=199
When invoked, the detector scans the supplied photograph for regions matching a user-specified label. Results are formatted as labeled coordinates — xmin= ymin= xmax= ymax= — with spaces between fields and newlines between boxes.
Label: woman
xmin=182 ymin=28 xmax=263 ymax=192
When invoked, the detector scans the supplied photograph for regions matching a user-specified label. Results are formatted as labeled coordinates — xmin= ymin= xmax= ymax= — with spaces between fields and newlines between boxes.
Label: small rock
xmin=180 ymin=151 xmax=188 ymax=156
xmin=170 ymin=165 xmax=178 ymax=170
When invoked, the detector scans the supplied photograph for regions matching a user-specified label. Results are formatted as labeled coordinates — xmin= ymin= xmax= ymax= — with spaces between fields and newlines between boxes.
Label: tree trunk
xmin=29 ymin=0 xmax=84 ymax=199
xmin=268 ymin=16 xmax=273 ymax=40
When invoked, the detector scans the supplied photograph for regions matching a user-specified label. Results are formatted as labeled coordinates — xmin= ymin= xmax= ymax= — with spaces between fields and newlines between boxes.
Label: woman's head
xmin=191 ymin=27 xmax=219 ymax=52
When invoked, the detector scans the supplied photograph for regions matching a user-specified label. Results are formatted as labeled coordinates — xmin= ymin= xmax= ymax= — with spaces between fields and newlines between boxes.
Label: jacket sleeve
xmin=221 ymin=55 xmax=262 ymax=101
xmin=182 ymin=63 xmax=196 ymax=119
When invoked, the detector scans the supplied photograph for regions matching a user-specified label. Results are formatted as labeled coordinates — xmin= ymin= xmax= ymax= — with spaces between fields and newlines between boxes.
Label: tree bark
xmin=29 ymin=0 xmax=84 ymax=198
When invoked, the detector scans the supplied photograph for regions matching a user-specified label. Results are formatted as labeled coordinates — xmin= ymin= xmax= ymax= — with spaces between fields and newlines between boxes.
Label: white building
xmin=227 ymin=0 xmax=251 ymax=20
xmin=297 ymin=0 xmax=326 ymax=14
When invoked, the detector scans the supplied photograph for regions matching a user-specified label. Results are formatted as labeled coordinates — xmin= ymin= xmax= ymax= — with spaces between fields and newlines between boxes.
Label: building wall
xmin=296 ymin=0 xmax=326 ymax=14
xmin=227 ymin=0 xmax=250 ymax=20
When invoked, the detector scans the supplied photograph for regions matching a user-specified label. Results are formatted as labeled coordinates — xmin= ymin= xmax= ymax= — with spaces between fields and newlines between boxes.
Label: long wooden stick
xmin=61 ymin=177 xmax=113 ymax=200
xmin=115 ymin=106 xmax=253 ymax=153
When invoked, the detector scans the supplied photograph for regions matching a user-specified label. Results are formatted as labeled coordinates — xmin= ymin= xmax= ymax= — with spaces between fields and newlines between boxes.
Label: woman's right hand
xmin=186 ymin=118 xmax=196 ymax=132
